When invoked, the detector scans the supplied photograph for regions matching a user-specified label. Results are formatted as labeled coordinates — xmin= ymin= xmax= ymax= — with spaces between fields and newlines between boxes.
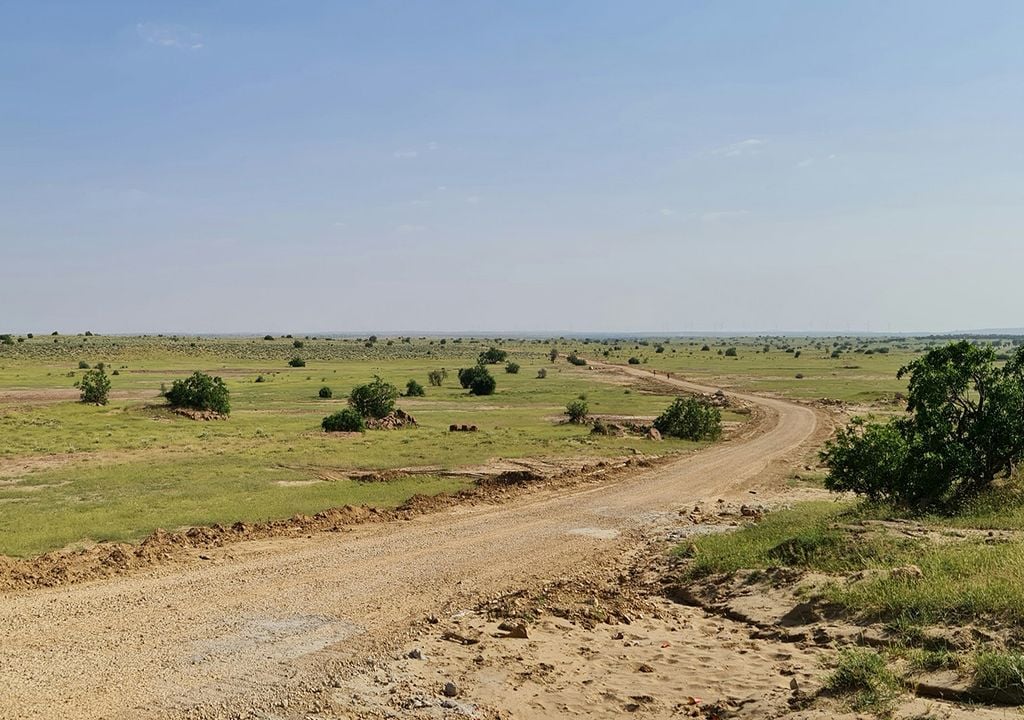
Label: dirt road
xmin=0 ymin=369 xmax=820 ymax=720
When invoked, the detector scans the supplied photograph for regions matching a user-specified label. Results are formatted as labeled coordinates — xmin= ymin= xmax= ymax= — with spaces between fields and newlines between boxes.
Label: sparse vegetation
xmin=288 ymin=357 xmax=306 ymax=368
xmin=405 ymin=379 xmax=425 ymax=397
xmin=505 ymin=361 xmax=520 ymax=374
xmin=427 ymin=368 xmax=447 ymax=387
xmin=458 ymin=365 xmax=496 ymax=396
xmin=478 ymin=347 xmax=508 ymax=364
xmin=318 ymin=386 xmax=333 ymax=399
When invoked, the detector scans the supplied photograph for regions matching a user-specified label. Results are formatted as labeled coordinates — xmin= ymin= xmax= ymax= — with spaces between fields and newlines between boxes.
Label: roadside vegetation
xmin=677 ymin=339 xmax=1024 ymax=713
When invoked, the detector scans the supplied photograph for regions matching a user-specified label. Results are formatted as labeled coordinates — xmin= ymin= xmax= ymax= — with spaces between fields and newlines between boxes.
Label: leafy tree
xmin=548 ymin=348 xmax=559 ymax=363
xmin=565 ymin=398 xmax=589 ymax=423
xmin=165 ymin=372 xmax=231 ymax=415
xmin=288 ymin=357 xmax=306 ymax=367
xmin=76 ymin=367 xmax=111 ymax=405
xmin=405 ymin=379 xmax=425 ymax=397
xmin=458 ymin=365 xmax=496 ymax=395
xmin=505 ymin=361 xmax=520 ymax=374
xmin=628 ymin=357 xmax=641 ymax=365
xmin=823 ymin=342 xmax=1024 ymax=508
xmin=427 ymin=368 xmax=448 ymax=387
xmin=263 ymin=334 xmax=274 ymax=341
xmin=654 ymin=397 xmax=722 ymax=441
xmin=724 ymin=347 xmax=738 ymax=357
xmin=322 ymin=409 xmax=366 ymax=432
xmin=567 ymin=352 xmax=587 ymax=366
xmin=348 ymin=376 xmax=399 ymax=418
xmin=293 ymin=340 xmax=304 ymax=349
xmin=318 ymin=386 xmax=333 ymax=399
xmin=478 ymin=347 xmax=508 ymax=364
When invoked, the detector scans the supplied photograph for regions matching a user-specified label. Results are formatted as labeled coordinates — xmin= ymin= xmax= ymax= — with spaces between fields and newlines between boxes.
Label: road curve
xmin=0 ymin=367 xmax=820 ymax=720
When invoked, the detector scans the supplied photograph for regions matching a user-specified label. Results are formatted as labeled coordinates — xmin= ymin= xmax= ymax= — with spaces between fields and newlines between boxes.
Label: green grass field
xmin=0 ymin=334 xmax=716 ymax=556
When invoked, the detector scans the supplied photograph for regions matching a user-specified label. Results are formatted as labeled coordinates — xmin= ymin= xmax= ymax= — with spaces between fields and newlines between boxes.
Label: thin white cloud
xmin=136 ymin=22 xmax=203 ymax=50
xmin=393 ymin=150 xmax=419 ymax=159
xmin=711 ymin=138 xmax=764 ymax=157
xmin=701 ymin=209 xmax=748 ymax=222
xmin=659 ymin=208 xmax=675 ymax=217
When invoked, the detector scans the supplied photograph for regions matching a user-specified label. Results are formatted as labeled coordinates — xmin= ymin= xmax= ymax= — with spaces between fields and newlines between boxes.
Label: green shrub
xmin=478 ymin=347 xmax=508 ymax=364
xmin=263 ymin=334 xmax=274 ymax=341
xmin=322 ymin=409 xmax=366 ymax=432
xmin=628 ymin=357 xmax=641 ymax=365
xmin=76 ymin=368 xmax=111 ymax=405
xmin=548 ymin=348 xmax=559 ymax=363
xmin=536 ymin=368 xmax=547 ymax=379
xmin=567 ymin=352 xmax=587 ymax=366
xmin=565 ymin=398 xmax=589 ymax=423
xmin=654 ymin=397 xmax=722 ymax=440
xmin=288 ymin=357 xmax=306 ymax=367
xmin=318 ymin=386 xmax=333 ymax=399
xmin=348 ymin=376 xmax=399 ymax=418
xmin=700 ymin=344 xmax=710 ymax=351
xmin=427 ymin=368 xmax=447 ymax=387
xmin=505 ymin=361 xmax=520 ymax=374
xmin=405 ymin=379 xmax=425 ymax=397
xmin=165 ymin=372 xmax=230 ymax=415
xmin=724 ymin=347 xmax=737 ymax=357
xmin=293 ymin=340 xmax=304 ymax=349
xmin=77 ymin=360 xmax=90 ymax=369
xmin=822 ymin=341 xmax=1024 ymax=508
xmin=458 ymin=365 xmax=496 ymax=395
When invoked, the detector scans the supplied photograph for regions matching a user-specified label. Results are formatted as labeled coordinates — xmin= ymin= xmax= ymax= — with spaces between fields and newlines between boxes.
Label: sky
xmin=2 ymin=1 xmax=1023 ymax=335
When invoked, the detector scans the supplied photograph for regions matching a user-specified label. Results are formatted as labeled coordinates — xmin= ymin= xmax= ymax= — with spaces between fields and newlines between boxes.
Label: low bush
xmin=505 ymin=361 xmax=520 ymax=374
xmin=536 ymin=368 xmax=547 ymax=379
xmin=567 ymin=352 xmax=587 ymax=366
xmin=628 ymin=357 xmax=641 ymax=365
xmin=165 ymin=372 xmax=230 ymax=415
xmin=565 ymin=398 xmax=588 ymax=423
xmin=348 ymin=376 xmax=399 ymax=418
xmin=318 ymin=386 xmax=333 ymax=398
xmin=427 ymin=368 xmax=447 ymax=387
xmin=78 ymin=360 xmax=90 ymax=369
xmin=405 ymin=379 xmax=425 ymax=397
xmin=76 ymin=368 xmax=111 ymax=405
xmin=478 ymin=346 xmax=508 ymax=364
xmin=654 ymin=396 xmax=721 ymax=441
xmin=724 ymin=347 xmax=738 ymax=357
xmin=322 ymin=408 xmax=365 ymax=432
xmin=458 ymin=365 xmax=496 ymax=395
xmin=288 ymin=357 xmax=306 ymax=367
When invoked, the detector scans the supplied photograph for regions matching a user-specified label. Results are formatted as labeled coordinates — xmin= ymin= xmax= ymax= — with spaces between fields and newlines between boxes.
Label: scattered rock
xmin=646 ymin=427 xmax=662 ymax=441
xmin=407 ymin=648 xmax=424 ymax=660
xmin=442 ymin=681 xmax=459 ymax=698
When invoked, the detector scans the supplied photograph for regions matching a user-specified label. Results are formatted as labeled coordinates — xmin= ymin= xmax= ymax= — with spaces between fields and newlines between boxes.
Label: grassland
xmin=0 ymin=333 xmax=723 ymax=556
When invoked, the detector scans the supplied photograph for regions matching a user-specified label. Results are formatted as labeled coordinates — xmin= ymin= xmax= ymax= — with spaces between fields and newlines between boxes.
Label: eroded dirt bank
xmin=0 ymin=369 xmax=821 ymax=720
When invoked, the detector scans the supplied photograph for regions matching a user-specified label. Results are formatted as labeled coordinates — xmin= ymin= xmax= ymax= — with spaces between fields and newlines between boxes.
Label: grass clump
xmin=973 ymin=651 xmax=1024 ymax=700
xmin=824 ymin=649 xmax=900 ymax=713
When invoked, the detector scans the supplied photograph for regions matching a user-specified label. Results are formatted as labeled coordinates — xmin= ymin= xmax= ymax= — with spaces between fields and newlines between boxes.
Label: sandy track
xmin=0 ymin=368 xmax=820 ymax=720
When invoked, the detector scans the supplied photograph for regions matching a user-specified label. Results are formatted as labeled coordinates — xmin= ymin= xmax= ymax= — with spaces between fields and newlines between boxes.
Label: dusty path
xmin=0 ymin=367 xmax=820 ymax=720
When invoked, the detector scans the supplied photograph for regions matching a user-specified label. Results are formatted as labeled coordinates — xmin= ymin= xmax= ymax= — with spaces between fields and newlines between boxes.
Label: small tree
xmin=654 ymin=397 xmax=722 ymax=441
xmin=348 ymin=376 xmax=399 ymax=418
xmin=628 ymin=357 xmax=641 ymax=365
xmin=505 ymin=361 xmax=520 ymax=374
xmin=567 ymin=352 xmax=587 ymax=366
xmin=263 ymin=334 xmax=274 ymax=341
xmin=427 ymin=368 xmax=447 ymax=387
xmin=293 ymin=340 xmax=304 ymax=349
xmin=288 ymin=357 xmax=306 ymax=367
xmin=78 ymin=360 xmax=91 ymax=369
xmin=549 ymin=348 xmax=559 ymax=363
xmin=319 ymin=386 xmax=333 ymax=399
xmin=458 ymin=365 xmax=496 ymax=395
xmin=405 ymin=379 xmax=425 ymax=397
xmin=565 ymin=398 xmax=589 ymax=424
xmin=77 ymin=368 xmax=111 ymax=405
xmin=165 ymin=372 xmax=231 ymax=415
xmin=724 ymin=347 xmax=738 ymax=357
xmin=322 ymin=409 xmax=366 ymax=432
xmin=478 ymin=347 xmax=508 ymax=364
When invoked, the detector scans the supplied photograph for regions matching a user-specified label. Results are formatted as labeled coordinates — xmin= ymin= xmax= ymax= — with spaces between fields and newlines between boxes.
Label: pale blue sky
xmin=2 ymin=1 xmax=1023 ymax=334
